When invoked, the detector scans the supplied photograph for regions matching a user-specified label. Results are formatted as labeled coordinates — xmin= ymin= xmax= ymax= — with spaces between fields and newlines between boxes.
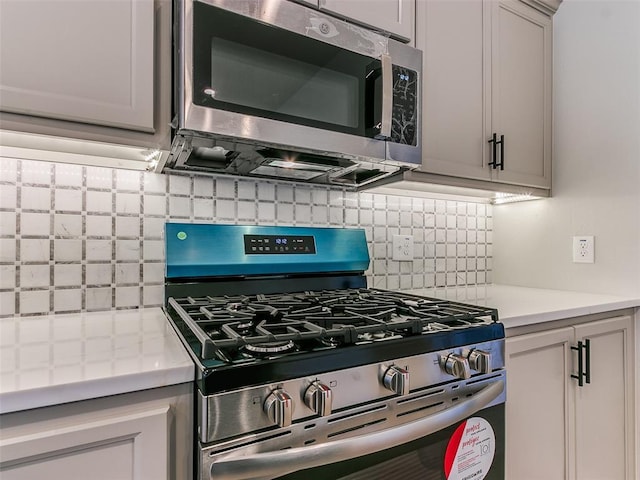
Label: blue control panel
xmin=165 ymin=223 xmax=370 ymax=279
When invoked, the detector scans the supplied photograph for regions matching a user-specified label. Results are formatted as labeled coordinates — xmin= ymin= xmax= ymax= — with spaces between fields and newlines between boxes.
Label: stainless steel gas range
xmin=163 ymin=224 xmax=506 ymax=480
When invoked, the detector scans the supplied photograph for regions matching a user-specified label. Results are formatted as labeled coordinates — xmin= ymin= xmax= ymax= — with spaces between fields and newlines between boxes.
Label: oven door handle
xmin=209 ymin=379 xmax=504 ymax=480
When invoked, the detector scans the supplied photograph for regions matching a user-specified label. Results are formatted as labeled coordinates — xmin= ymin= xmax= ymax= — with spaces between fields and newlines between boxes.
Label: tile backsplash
xmin=0 ymin=158 xmax=493 ymax=317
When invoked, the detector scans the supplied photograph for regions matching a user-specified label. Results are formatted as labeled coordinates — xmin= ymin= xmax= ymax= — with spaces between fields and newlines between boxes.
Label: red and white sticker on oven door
xmin=444 ymin=417 xmax=495 ymax=480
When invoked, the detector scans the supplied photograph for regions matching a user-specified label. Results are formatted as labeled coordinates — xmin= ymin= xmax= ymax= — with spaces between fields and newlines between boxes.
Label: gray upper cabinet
xmin=0 ymin=0 xmax=172 ymax=151
xmin=417 ymin=0 xmax=553 ymax=190
xmin=302 ymin=0 xmax=415 ymax=43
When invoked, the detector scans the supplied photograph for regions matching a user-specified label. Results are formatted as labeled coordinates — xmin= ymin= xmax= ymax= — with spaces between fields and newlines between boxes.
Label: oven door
xmin=178 ymin=0 xmax=421 ymax=164
xmin=207 ymin=379 xmax=505 ymax=480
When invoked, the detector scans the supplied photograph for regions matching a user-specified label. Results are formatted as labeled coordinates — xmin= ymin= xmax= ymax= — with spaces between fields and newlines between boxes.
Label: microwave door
xmin=181 ymin=0 xmax=389 ymax=161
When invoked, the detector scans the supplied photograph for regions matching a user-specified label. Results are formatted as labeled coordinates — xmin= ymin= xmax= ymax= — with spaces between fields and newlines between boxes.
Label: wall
xmin=0 ymin=157 xmax=493 ymax=317
xmin=493 ymin=0 xmax=640 ymax=297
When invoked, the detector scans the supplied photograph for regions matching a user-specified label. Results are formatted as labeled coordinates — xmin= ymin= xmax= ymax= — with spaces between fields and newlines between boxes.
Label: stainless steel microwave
xmin=162 ymin=0 xmax=423 ymax=187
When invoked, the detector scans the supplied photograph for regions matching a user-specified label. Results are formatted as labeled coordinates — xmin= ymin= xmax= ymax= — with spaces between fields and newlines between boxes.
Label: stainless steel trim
xmin=376 ymin=53 xmax=393 ymax=139
xmin=198 ymin=339 xmax=504 ymax=443
xmin=209 ymin=380 xmax=505 ymax=480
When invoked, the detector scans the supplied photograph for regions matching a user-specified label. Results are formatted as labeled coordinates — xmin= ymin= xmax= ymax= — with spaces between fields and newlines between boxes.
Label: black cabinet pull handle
xmin=488 ymin=133 xmax=498 ymax=169
xmin=584 ymin=338 xmax=591 ymax=384
xmin=488 ymin=134 xmax=505 ymax=170
xmin=571 ymin=341 xmax=584 ymax=387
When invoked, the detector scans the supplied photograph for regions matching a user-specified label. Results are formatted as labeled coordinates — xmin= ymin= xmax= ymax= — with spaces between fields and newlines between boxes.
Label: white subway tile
xmin=115 ymin=286 xmax=140 ymax=308
xmin=54 ymin=239 xmax=83 ymax=262
xmin=0 ymin=211 xmax=16 ymax=236
xmin=86 ymin=287 xmax=113 ymax=311
xmin=193 ymin=197 xmax=214 ymax=219
xmin=54 ymin=163 xmax=83 ymax=187
xmin=54 ymin=264 xmax=82 ymax=287
xmin=86 ymin=263 xmax=112 ymax=285
xmin=168 ymin=175 xmax=191 ymax=195
xmin=54 ymin=214 xmax=82 ymax=238
xmin=115 ymin=192 xmax=140 ymax=215
xmin=0 ymin=265 xmax=16 ymax=289
xmin=143 ymin=172 xmax=167 ymax=193
xmin=85 ymin=166 xmax=112 ymax=189
xmin=19 ymin=290 xmax=50 ymax=315
xmin=116 ymin=216 xmax=140 ymax=238
xmin=115 ymin=240 xmax=140 ymax=261
xmin=20 ymin=186 xmax=49 ymax=211
xmin=194 ymin=176 xmax=214 ymax=197
xmin=0 ymin=239 xmax=16 ymax=262
xmin=53 ymin=289 xmax=82 ymax=312
xmin=238 ymin=200 xmax=256 ymax=219
xmin=21 ymin=212 xmax=50 ymax=236
xmin=86 ymin=190 xmax=112 ymax=213
xmin=115 ymin=169 xmax=141 ymax=191
xmin=86 ymin=215 xmax=112 ymax=238
xmin=216 ymin=177 xmax=236 ymax=198
xmin=169 ymin=195 xmax=190 ymax=218
xmin=257 ymin=202 xmax=275 ymax=222
xmin=0 ymin=291 xmax=15 ymax=317
xmin=143 ymin=194 xmax=166 ymax=216
xmin=237 ymin=180 xmax=256 ymax=199
xmin=115 ymin=263 xmax=140 ymax=284
xmin=258 ymin=183 xmax=276 ymax=201
xmin=21 ymin=161 xmax=52 ymax=185
xmin=216 ymin=199 xmax=235 ymax=219
xmin=86 ymin=240 xmax=112 ymax=261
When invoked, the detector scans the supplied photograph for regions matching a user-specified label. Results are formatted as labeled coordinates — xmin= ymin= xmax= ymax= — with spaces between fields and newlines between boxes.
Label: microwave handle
xmin=209 ymin=379 xmax=505 ymax=480
xmin=375 ymin=53 xmax=393 ymax=140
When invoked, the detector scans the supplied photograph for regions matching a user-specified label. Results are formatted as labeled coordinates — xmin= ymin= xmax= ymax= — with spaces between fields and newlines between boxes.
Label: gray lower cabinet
xmin=505 ymin=314 xmax=635 ymax=479
xmin=417 ymin=0 xmax=553 ymax=191
xmin=0 ymin=0 xmax=172 ymax=152
xmin=0 ymin=384 xmax=193 ymax=480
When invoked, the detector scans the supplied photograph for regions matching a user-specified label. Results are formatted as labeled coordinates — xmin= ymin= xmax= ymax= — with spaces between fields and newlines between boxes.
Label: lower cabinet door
xmin=0 ymin=406 xmax=170 ymax=480
xmin=574 ymin=315 xmax=634 ymax=480
xmin=505 ymin=327 xmax=575 ymax=480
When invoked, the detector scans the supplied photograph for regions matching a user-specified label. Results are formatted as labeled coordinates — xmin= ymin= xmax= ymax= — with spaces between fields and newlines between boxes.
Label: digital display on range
xmin=244 ymin=235 xmax=316 ymax=255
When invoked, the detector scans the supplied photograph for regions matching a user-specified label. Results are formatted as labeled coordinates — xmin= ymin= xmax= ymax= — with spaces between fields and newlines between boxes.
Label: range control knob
xmin=467 ymin=349 xmax=491 ymax=374
xmin=304 ymin=381 xmax=332 ymax=416
xmin=382 ymin=365 xmax=410 ymax=396
xmin=264 ymin=389 xmax=294 ymax=427
xmin=441 ymin=354 xmax=471 ymax=380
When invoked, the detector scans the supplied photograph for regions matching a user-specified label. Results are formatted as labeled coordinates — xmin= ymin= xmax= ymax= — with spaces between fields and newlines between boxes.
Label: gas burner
xmin=358 ymin=331 xmax=403 ymax=342
xmin=319 ymin=337 xmax=341 ymax=347
xmin=244 ymin=340 xmax=296 ymax=355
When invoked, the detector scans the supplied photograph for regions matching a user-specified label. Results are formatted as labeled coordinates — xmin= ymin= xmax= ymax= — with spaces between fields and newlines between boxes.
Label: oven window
xmin=276 ymin=405 xmax=505 ymax=480
xmin=192 ymin=2 xmax=379 ymax=136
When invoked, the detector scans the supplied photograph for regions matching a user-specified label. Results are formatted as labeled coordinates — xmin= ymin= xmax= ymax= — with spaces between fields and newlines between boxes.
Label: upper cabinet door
xmin=417 ymin=0 xmax=491 ymax=181
xmin=0 ymin=0 xmax=154 ymax=132
xmin=491 ymin=0 xmax=552 ymax=188
xmin=320 ymin=0 xmax=415 ymax=43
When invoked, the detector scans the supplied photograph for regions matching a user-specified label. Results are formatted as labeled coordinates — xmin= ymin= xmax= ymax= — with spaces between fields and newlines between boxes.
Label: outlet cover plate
xmin=573 ymin=236 xmax=595 ymax=263
xmin=392 ymin=235 xmax=414 ymax=261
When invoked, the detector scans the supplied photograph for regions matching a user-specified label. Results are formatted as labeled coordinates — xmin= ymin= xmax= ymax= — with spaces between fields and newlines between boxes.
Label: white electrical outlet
xmin=573 ymin=236 xmax=595 ymax=263
xmin=392 ymin=235 xmax=414 ymax=261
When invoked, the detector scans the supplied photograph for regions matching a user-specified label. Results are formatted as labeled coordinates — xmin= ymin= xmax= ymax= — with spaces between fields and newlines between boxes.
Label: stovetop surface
xmin=165 ymin=288 xmax=503 ymax=393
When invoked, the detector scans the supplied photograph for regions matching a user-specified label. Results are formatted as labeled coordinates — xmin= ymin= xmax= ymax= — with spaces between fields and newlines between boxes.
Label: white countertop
xmin=0 ymin=308 xmax=194 ymax=414
xmin=2 ymin=287 xmax=638 ymax=415
xmin=403 ymin=284 xmax=640 ymax=328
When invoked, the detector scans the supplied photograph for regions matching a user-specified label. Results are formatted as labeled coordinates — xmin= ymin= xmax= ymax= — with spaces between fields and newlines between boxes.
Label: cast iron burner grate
xmin=166 ymin=288 xmax=499 ymax=361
